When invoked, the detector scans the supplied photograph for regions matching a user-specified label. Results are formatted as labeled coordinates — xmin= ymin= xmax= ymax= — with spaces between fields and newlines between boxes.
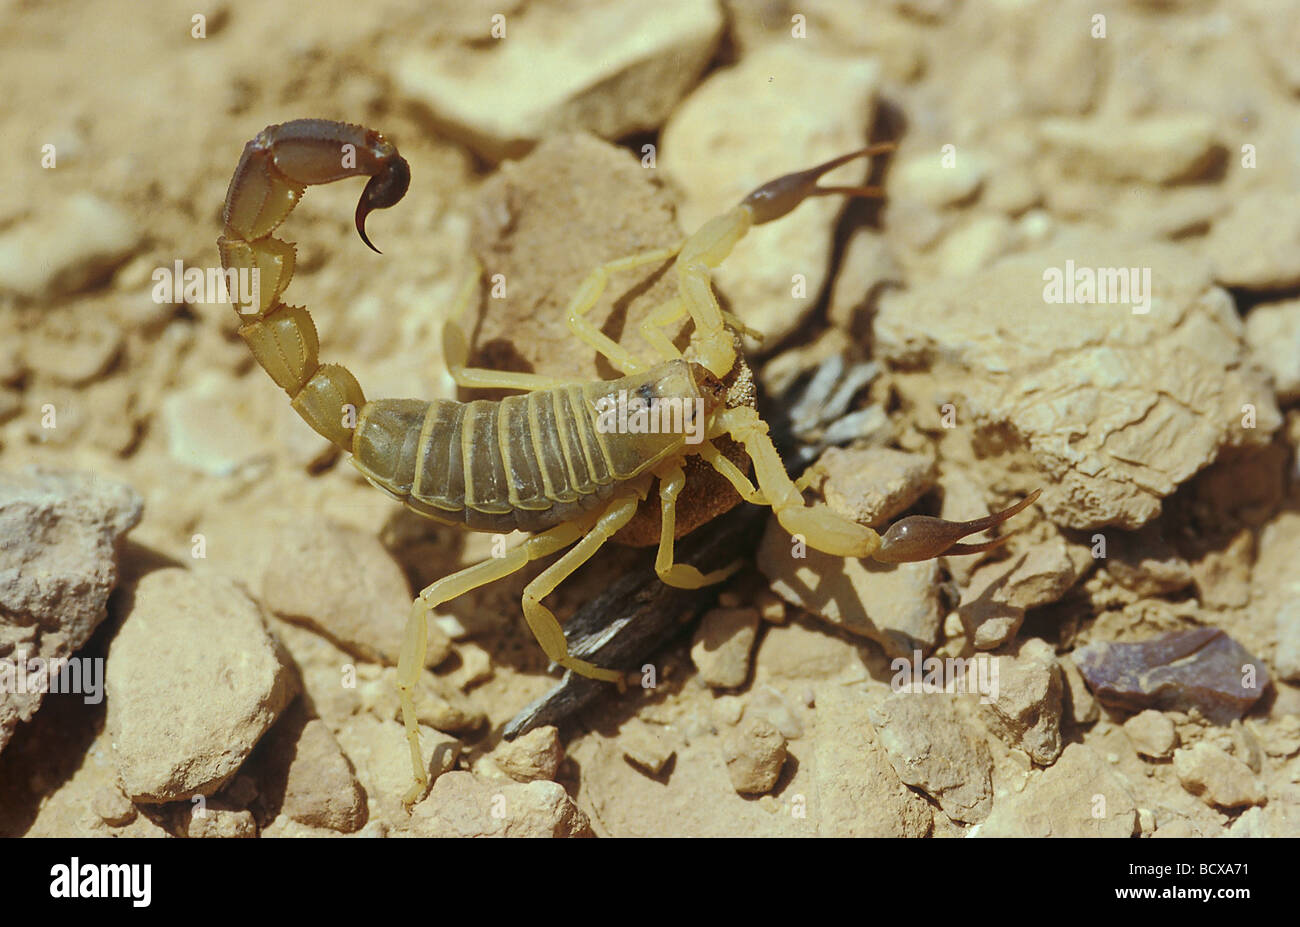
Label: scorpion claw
xmin=355 ymin=155 xmax=411 ymax=254
xmin=873 ymin=488 xmax=1042 ymax=563
xmin=741 ymin=141 xmax=894 ymax=225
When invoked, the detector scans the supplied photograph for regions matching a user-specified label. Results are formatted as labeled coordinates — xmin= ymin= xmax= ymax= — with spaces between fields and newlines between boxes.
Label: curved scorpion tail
xmin=217 ymin=119 xmax=409 ymax=450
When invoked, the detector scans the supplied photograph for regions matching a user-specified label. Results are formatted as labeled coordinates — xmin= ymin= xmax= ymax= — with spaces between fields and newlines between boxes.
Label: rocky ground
xmin=1 ymin=0 xmax=1298 ymax=837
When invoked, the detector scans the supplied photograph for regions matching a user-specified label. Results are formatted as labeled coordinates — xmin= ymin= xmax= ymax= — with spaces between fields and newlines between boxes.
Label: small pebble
xmin=492 ymin=726 xmax=563 ymax=783
xmin=621 ymin=720 xmax=676 ymax=776
xmin=690 ymin=607 xmax=760 ymax=688
xmin=1124 ymin=709 xmax=1178 ymax=759
xmin=721 ymin=717 xmax=787 ymax=795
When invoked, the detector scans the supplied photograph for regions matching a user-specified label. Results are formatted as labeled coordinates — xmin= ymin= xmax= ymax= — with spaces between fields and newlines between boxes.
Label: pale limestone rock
xmin=958 ymin=533 xmax=1088 ymax=650
xmin=260 ymin=514 xmax=448 ymax=668
xmin=828 ymin=227 xmax=901 ymax=331
xmin=1124 ymin=709 xmax=1178 ymax=759
xmin=890 ymin=148 xmax=991 ymax=207
xmin=1173 ymin=742 xmax=1266 ymax=809
xmin=393 ymin=0 xmax=723 ymax=161
xmin=1244 ymin=298 xmax=1300 ymax=401
xmin=91 ymin=785 xmax=136 ymax=827
xmin=980 ymin=638 xmax=1064 ymax=765
xmin=620 ymin=718 xmax=675 ymax=776
xmin=409 ymin=771 xmax=591 ymax=837
xmin=1205 ymin=192 xmax=1300 ymax=290
xmin=1060 ymin=655 xmax=1099 ymax=725
xmin=182 ymin=805 xmax=258 ymax=838
xmin=721 ymin=717 xmax=786 ymax=794
xmin=1038 ymin=114 xmax=1223 ymax=184
xmin=759 ymin=515 xmax=942 ymax=657
xmin=0 ymin=468 xmax=141 ymax=755
xmin=813 ymin=687 xmax=933 ymax=837
xmin=745 ymin=685 xmax=804 ymax=740
xmin=162 ymin=369 xmax=276 ymax=477
xmin=690 ymin=607 xmax=760 ymax=689
xmin=1275 ymin=600 xmax=1300 ymax=683
xmin=106 ymin=569 xmax=297 ymax=801
xmin=870 ymin=691 xmax=993 ymax=823
xmin=23 ymin=316 xmax=123 ymax=386
xmin=874 ymin=235 xmax=1281 ymax=529
xmin=253 ymin=701 xmax=366 ymax=833
xmin=492 ymin=725 xmax=563 ymax=782
xmin=0 ymin=194 xmax=140 ymax=299
xmin=977 ymin=743 xmax=1138 ymax=837
xmin=802 ymin=446 xmax=935 ymax=526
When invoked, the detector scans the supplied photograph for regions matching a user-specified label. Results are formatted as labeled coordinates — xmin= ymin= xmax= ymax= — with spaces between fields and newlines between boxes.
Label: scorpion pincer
xmin=219 ymin=118 xmax=1041 ymax=805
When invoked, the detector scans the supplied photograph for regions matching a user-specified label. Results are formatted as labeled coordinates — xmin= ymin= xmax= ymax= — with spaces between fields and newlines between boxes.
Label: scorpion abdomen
xmin=351 ymin=360 xmax=711 ymax=534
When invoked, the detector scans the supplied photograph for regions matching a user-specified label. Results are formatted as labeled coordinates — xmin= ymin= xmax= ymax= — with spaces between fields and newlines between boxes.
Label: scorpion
xmin=219 ymin=118 xmax=1040 ymax=805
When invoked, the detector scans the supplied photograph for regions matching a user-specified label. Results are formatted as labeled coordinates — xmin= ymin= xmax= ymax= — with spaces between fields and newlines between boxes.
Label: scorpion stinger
xmin=355 ymin=154 xmax=410 ymax=253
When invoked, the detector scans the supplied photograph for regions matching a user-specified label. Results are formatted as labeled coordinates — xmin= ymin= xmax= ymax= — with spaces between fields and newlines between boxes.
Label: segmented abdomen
xmin=351 ymin=362 xmax=700 ymax=533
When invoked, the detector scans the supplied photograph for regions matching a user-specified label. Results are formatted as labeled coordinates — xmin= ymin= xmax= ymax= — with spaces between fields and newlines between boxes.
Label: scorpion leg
xmin=563 ymin=246 xmax=682 ymax=374
xmin=442 ymin=264 xmax=568 ymax=392
xmin=713 ymin=406 xmax=1038 ymax=561
xmin=637 ymin=298 xmax=761 ymax=363
xmin=520 ymin=495 xmax=643 ymax=682
xmin=638 ymin=297 xmax=686 ymax=361
xmin=398 ymin=517 xmax=589 ymax=804
xmin=653 ymin=461 xmax=744 ymax=588
xmin=673 ymin=208 xmax=754 ymax=377
xmin=698 ymin=439 xmax=767 ymax=505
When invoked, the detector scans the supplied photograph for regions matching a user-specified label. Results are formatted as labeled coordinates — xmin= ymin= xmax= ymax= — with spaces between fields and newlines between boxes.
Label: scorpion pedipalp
xmin=873 ymin=488 xmax=1043 ymax=563
xmin=740 ymin=141 xmax=895 ymax=225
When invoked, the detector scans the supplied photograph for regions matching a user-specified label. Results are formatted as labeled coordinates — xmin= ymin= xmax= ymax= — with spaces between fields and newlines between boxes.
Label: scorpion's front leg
xmin=217 ymin=119 xmax=409 ymax=449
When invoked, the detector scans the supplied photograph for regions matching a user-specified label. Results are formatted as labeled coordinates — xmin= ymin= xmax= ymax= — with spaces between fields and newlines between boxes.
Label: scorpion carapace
xmin=220 ymin=119 xmax=1041 ymax=805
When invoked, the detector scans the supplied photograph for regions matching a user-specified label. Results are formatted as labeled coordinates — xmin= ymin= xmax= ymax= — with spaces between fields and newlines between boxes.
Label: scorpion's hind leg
xmin=397 ymin=516 xmax=589 ymax=805
xmin=652 ymin=460 xmax=744 ymax=588
xmin=712 ymin=405 xmax=1039 ymax=562
xmin=520 ymin=495 xmax=644 ymax=683
xmin=442 ymin=262 xmax=570 ymax=393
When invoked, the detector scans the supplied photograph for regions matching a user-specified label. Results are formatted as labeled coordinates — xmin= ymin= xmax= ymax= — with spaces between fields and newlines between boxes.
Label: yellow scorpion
xmin=219 ymin=119 xmax=1039 ymax=804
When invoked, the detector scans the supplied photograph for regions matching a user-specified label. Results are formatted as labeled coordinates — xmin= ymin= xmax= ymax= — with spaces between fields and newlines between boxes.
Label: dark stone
xmin=1073 ymin=628 xmax=1270 ymax=724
